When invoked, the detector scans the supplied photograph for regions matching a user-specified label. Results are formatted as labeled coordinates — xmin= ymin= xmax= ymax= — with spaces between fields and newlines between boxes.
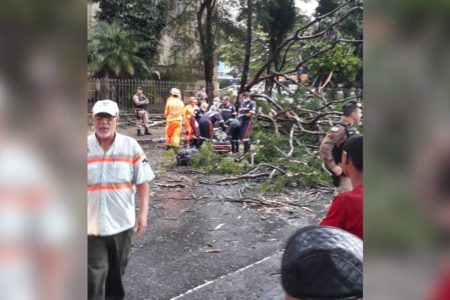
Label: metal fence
xmin=87 ymin=78 xmax=200 ymax=113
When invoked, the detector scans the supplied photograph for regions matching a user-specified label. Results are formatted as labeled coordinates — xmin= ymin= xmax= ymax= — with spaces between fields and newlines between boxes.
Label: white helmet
xmin=170 ymin=88 xmax=181 ymax=97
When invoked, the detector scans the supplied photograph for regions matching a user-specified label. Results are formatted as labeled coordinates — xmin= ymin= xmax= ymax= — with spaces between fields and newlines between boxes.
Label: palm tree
xmin=88 ymin=21 xmax=152 ymax=78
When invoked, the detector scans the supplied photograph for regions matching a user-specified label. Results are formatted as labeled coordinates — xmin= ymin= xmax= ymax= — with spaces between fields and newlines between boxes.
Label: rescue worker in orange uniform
xmin=164 ymin=88 xmax=185 ymax=150
xmin=182 ymin=97 xmax=198 ymax=148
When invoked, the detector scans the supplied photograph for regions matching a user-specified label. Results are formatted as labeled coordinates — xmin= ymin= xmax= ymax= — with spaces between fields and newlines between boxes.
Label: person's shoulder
xmin=335 ymin=186 xmax=363 ymax=201
xmin=328 ymin=123 xmax=345 ymax=133
xmin=116 ymin=132 xmax=139 ymax=145
xmin=87 ymin=134 xmax=96 ymax=143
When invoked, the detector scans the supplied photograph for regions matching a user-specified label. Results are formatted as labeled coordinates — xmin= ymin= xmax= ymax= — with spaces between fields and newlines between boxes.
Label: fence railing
xmin=87 ymin=78 xmax=201 ymax=113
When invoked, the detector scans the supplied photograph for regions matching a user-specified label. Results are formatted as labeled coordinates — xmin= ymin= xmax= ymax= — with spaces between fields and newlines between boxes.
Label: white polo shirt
xmin=87 ymin=133 xmax=154 ymax=236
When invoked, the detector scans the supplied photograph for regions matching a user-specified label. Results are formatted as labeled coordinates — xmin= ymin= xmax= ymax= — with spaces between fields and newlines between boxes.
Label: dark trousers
xmin=240 ymin=119 xmax=253 ymax=142
xmin=88 ymin=228 xmax=134 ymax=300
xmin=198 ymin=120 xmax=213 ymax=139
xmin=240 ymin=118 xmax=253 ymax=152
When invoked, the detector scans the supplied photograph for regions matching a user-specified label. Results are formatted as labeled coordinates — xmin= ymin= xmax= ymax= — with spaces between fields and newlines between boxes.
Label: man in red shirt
xmin=320 ymin=134 xmax=363 ymax=239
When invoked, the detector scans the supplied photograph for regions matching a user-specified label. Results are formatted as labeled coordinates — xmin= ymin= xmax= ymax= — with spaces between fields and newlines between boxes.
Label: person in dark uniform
xmin=197 ymin=106 xmax=226 ymax=149
xmin=237 ymin=92 xmax=256 ymax=153
xmin=219 ymin=96 xmax=236 ymax=123
xmin=225 ymin=118 xmax=241 ymax=153
xmin=190 ymin=102 xmax=209 ymax=148
xmin=319 ymin=101 xmax=361 ymax=194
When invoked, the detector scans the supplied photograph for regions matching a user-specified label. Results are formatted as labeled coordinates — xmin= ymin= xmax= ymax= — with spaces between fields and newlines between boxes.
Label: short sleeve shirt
xmin=87 ymin=133 xmax=155 ymax=236
xmin=320 ymin=184 xmax=363 ymax=239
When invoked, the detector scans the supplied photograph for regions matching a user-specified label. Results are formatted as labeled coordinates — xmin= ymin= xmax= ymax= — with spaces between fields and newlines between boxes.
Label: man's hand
xmin=332 ymin=165 xmax=343 ymax=176
xmin=135 ymin=212 xmax=148 ymax=239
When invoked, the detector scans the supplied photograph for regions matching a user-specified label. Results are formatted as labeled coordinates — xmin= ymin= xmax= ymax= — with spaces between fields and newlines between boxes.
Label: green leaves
xmin=88 ymin=21 xmax=152 ymax=78
xmin=93 ymin=0 xmax=174 ymax=63
xmin=304 ymin=42 xmax=362 ymax=86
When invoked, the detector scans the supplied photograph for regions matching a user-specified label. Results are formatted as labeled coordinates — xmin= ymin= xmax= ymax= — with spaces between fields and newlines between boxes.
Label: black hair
xmin=342 ymin=101 xmax=359 ymax=116
xmin=343 ymin=134 xmax=363 ymax=171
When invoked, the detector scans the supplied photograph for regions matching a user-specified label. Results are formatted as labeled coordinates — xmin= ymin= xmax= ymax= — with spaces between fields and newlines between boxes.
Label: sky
xmin=295 ymin=0 xmax=319 ymax=17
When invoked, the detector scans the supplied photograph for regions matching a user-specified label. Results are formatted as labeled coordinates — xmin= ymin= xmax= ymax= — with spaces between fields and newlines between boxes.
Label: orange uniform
xmin=182 ymin=103 xmax=198 ymax=143
xmin=164 ymin=96 xmax=185 ymax=148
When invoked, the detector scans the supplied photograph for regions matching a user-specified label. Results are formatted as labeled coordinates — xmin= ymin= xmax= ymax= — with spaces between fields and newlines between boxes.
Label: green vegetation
xmin=190 ymin=144 xmax=249 ymax=175
xmin=189 ymin=124 xmax=331 ymax=194
xmin=88 ymin=21 xmax=153 ymax=78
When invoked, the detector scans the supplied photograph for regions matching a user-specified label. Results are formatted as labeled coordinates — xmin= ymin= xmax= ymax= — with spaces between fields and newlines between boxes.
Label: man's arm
xmin=319 ymin=126 xmax=346 ymax=175
xmin=133 ymin=95 xmax=149 ymax=106
xmin=164 ymin=102 xmax=170 ymax=119
xmin=320 ymin=196 xmax=346 ymax=229
xmin=246 ymin=101 xmax=256 ymax=117
xmin=135 ymin=182 xmax=149 ymax=238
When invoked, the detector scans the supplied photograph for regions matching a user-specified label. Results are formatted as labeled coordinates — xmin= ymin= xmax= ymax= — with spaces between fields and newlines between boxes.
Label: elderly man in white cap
xmin=87 ymin=99 xmax=155 ymax=300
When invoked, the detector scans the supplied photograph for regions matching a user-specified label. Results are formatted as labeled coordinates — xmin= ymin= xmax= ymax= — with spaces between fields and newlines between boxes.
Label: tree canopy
xmin=88 ymin=21 xmax=152 ymax=78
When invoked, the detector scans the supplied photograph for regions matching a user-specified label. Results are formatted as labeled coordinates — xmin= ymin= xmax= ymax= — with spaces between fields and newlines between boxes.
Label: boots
xmin=144 ymin=128 xmax=152 ymax=135
xmin=189 ymin=140 xmax=194 ymax=148
xmin=137 ymin=129 xmax=144 ymax=136
xmin=244 ymin=141 xmax=250 ymax=153
xmin=231 ymin=141 xmax=239 ymax=153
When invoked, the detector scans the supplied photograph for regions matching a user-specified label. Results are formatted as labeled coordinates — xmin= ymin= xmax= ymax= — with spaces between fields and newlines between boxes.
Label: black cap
xmin=281 ymin=225 xmax=363 ymax=299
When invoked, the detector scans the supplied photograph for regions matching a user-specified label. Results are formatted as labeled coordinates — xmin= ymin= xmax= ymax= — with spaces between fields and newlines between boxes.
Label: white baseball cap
xmin=170 ymin=88 xmax=181 ymax=97
xmin=92 ymin=99 xmax=119 ymax=116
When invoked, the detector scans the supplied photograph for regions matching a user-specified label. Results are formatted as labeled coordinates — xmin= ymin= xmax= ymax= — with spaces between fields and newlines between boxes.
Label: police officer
xmin=319 ymin=101 xmax=362 ymax=194
xmin=133 ymin=87 xmax=151 ymax=136
xmin=219 ymin=96 xmax=237 ymax=123
xmin=237 ymin=91 xmax=256 ymax=153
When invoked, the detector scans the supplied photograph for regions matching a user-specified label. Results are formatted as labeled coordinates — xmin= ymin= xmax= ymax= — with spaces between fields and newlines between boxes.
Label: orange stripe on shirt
xmin=132 ymin=152 xmax=144 ymax=165
xmin=88 ymin=183 xmax=133 ymax=192
xmin=88 ymin=157 xmax=133 ymax=165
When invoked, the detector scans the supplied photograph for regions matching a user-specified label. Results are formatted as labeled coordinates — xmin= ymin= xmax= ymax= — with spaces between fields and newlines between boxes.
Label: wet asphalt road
xmin=124 ymin=189 xmax=311 ymax=300
xmin=120 ymin=128 xmax=326 ymax=300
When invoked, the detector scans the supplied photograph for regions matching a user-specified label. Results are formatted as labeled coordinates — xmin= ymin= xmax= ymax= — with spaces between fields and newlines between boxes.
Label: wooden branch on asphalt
xmin=148 ymin=121 xmax=166 ymax=127
xmin=214 ymin=173 xmax=270 ymax=183
xmin=154 ymin=183 xmax=185 ymax=188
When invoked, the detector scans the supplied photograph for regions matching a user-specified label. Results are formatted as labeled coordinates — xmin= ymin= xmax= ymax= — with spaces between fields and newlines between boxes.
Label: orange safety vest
xmin=183 ymin=104 xmax=198 ymax=123
xmin=164 ymin=97 xmax=185 ymax=122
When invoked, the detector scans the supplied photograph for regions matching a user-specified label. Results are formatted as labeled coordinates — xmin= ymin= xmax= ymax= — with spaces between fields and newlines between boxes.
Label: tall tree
xmin=197 ymin=0 xmax=218 ymax=102
xmin=239 ymin=0 xmax=253 ymax=94
xmin=256 ymin=0 xmax=297 ymax=94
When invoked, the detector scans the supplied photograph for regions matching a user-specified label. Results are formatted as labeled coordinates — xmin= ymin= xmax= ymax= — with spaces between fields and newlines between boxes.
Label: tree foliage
xmin=305 ymin=42 xmax=362 ymax=87
xmin=88 ymin=21 xmax=152 ymax=78
xmin=93 ymin=0 xmax=173 ymax=62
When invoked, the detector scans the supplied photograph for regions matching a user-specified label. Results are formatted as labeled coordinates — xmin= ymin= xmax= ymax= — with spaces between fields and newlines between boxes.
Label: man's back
xmin=165 ymin=97 xmax=184 ymax=122
xmin=320 ymin=184 xmax=363 ymax=239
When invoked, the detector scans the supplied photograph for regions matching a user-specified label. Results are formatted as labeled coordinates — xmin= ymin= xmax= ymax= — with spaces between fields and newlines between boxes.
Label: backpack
xmin=331 ymin=123 xmax=359 ymax=164
xmin=176 ymin=148 xmax=200 ymax=166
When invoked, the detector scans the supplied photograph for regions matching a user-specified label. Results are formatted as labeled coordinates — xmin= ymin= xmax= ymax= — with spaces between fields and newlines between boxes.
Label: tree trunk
xmin=239 ymin=0 xmax=253 ymax=95
xmin=197 ymin=0 xmax=217 ymax=104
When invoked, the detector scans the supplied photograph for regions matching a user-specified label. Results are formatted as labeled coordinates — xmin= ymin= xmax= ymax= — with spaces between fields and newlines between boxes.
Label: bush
xmin=190 ymin=143 xmax=249 ymax=175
